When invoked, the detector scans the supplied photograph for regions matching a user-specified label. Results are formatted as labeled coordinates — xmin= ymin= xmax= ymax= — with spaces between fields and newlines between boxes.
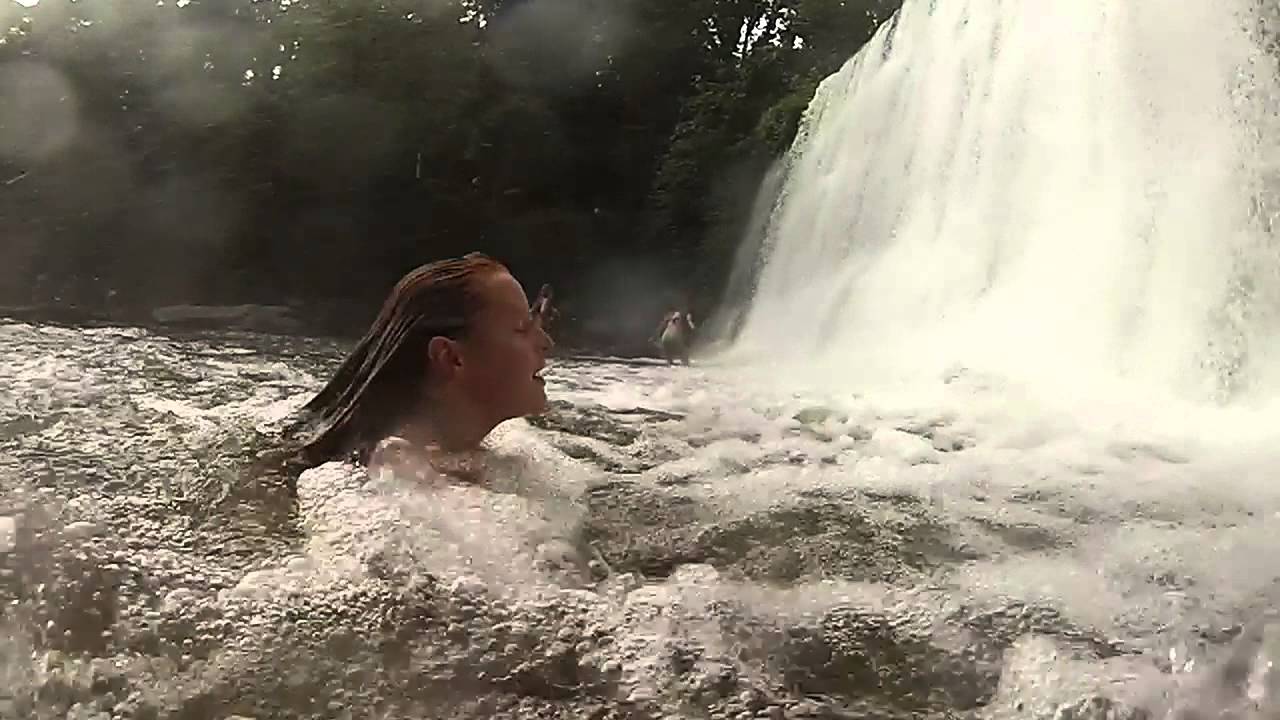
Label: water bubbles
xmin=62 ymin=521 xmax=102 ymax=540
xmin=4 ymin=330 xmax=1280 ymax=718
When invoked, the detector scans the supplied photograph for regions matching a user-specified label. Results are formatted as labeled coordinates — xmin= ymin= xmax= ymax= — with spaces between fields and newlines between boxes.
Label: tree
xmin=0 ymin=0 xmax=902 ymax=347
xmin=646 ymin=0 xmax=899 ymax=313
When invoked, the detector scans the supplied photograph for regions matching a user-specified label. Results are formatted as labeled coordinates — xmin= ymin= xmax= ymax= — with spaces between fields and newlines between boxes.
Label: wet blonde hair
xmin=286 ymin=252 xmax=507 ymax=468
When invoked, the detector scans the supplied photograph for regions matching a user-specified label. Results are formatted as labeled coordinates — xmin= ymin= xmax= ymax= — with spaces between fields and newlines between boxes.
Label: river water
xmin=2 ymin=320 xmax=1279 ymax=719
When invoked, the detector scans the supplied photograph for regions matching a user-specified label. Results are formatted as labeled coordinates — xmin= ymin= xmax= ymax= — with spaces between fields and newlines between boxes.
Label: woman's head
xmin=294 ymin=253 xmax=552 ymax=466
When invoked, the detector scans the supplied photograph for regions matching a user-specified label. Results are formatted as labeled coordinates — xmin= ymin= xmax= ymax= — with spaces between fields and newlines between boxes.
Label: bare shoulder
xmin=367 ymin=436 xmax=439 ymax=483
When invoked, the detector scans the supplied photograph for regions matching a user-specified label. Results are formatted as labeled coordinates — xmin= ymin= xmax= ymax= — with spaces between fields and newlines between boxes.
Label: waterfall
xmin=732 ymin=0 xmax=1280 ymax=402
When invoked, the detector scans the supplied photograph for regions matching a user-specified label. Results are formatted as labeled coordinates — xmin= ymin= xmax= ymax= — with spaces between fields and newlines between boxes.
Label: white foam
xmin=0 ymin=516 xmax=15 ymax=553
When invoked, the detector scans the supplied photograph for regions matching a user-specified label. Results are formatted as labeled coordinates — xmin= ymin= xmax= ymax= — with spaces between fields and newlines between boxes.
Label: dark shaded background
xmin=0 ymin=0 xmax=897 ymax=351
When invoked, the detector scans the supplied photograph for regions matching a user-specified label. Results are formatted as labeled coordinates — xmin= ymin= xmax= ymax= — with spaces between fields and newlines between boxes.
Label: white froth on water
xmin=227 ymin=420 xmax=598 ymax=602
xmin=6 ymin=315 xmax=1280 ymax=713
xmin=561 ymin=360 xmax=1280 ymax=643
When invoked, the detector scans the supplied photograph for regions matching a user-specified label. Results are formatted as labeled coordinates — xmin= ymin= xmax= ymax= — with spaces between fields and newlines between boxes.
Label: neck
xmin=400 ymin=401 xmax=496 ymax=453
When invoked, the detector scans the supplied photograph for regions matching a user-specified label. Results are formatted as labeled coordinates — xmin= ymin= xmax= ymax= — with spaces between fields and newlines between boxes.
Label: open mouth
xmin=534 ymin=360 xmax=555 ymax=384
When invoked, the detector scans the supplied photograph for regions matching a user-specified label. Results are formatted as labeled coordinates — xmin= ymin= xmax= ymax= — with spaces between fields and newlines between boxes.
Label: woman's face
xmin=453 ymin=271 xmax=553 ymax=423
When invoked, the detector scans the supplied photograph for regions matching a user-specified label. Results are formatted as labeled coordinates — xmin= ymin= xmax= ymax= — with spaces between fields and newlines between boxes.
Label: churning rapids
xmin=2 ymin=322 xmax=1280 ymax=720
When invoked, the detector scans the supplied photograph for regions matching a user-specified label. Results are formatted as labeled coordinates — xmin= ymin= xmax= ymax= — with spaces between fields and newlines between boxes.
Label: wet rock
xmin=150 ymin=304 xmax=300 ymax=334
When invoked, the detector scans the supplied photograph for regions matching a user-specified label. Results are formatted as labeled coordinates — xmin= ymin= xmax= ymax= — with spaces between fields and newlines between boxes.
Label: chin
xmin=507 ymin=385 xmax=547 ymax=419
xmin=528 ymin=386 xmax=549 ymax=415
xmin=527 ymin=393 xmax=548 ymax=416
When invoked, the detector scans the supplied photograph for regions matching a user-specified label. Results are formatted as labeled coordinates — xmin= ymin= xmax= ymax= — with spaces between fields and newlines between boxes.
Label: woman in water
xmin=273 ymin=253 xmax=604 ymax=585
xmin=284 ymin=252 xmax=554 ymax=471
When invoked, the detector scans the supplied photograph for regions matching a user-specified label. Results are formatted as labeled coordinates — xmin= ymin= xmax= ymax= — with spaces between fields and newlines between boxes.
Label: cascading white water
xmin=733 ymin=0 xmax=1280 ymax=403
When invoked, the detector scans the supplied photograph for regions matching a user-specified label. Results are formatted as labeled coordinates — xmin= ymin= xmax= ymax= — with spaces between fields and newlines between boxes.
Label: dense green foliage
xmin=0 ymin=0 xmax=895 ymax=344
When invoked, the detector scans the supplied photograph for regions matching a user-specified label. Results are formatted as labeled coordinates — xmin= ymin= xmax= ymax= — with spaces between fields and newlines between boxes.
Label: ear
xmin=426 ymin=336 xmax=464 ymax=377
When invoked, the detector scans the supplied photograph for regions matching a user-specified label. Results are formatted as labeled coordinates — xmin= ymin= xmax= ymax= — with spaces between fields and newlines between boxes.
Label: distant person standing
xmin=530 ymin=283 xmax=558 ymax=330
xmin=652 ymin=309 xmax=695 ymax=365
